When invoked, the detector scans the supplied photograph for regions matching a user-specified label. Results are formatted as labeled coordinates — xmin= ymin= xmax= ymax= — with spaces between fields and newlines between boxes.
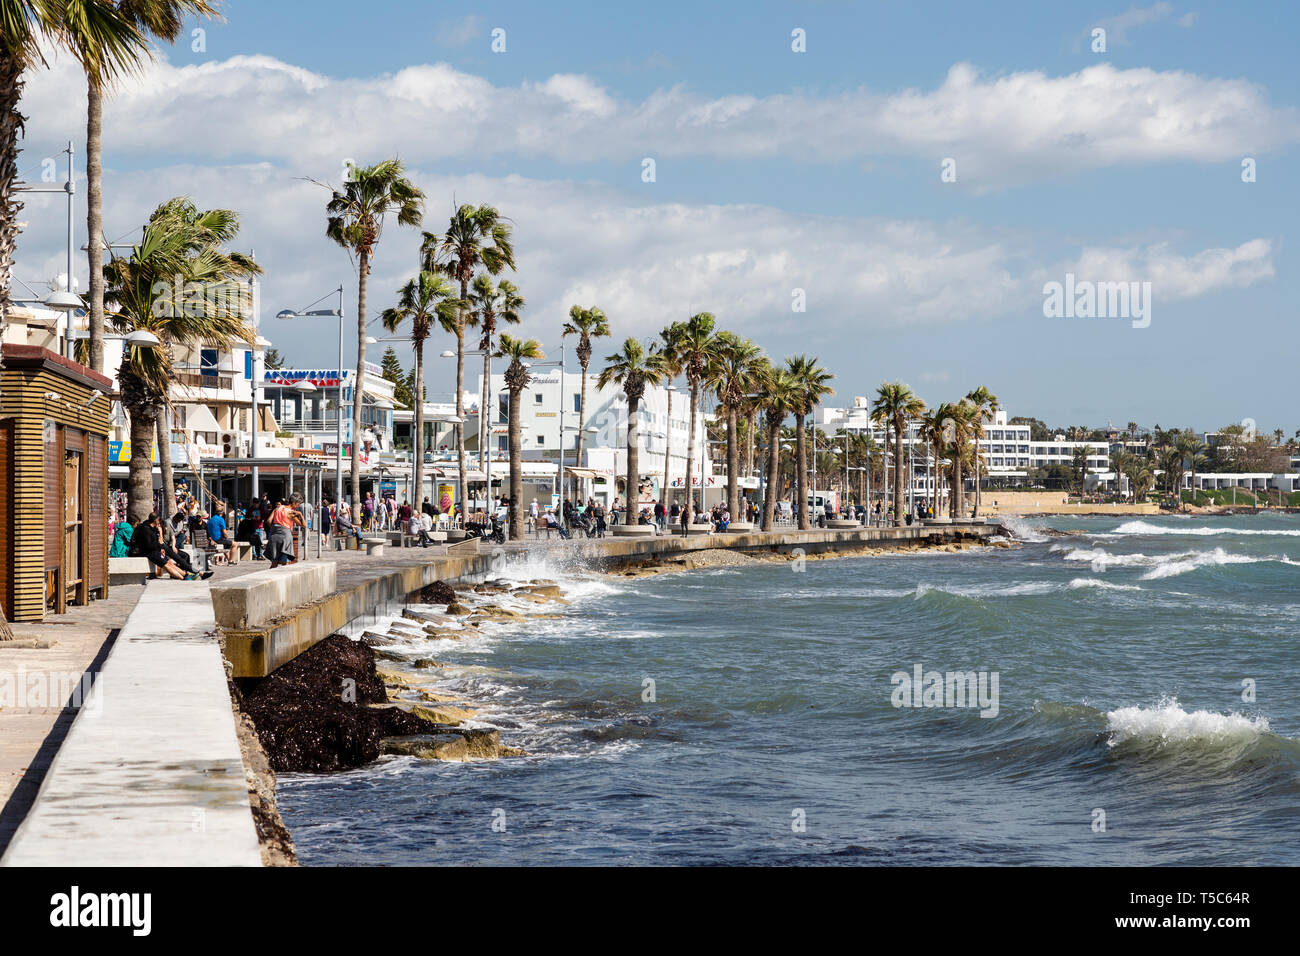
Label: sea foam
xmin=1105 ymin=698 xmax=1269 ymax=747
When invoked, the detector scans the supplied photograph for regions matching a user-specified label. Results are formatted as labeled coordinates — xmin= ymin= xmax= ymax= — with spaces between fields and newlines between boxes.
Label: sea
xmin=276 ymin=513 xmax=1300 ymax=865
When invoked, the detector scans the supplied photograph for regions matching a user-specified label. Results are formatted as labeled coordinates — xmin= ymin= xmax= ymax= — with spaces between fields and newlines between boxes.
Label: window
xmin=573 ymin=393 xmax=581 ymax=413
xmin=535 ymin=393 xmax=544 ymax=404
xmin=200 ymin=348 xmax=219 ymax=377
xmin=536 ymin=435 xmax=545 ymax=446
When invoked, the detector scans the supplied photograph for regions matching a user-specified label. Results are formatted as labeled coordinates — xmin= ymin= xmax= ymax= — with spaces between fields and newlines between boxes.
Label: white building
xmin=815 ymin=402 xmax=1111 ymax=492
xmin=477 ymin=368 xmax=717 ymax=508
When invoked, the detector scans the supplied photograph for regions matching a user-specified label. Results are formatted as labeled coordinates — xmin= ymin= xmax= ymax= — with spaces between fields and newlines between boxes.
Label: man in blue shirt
xmin=207 ymin=507 xmax=232 ymax=549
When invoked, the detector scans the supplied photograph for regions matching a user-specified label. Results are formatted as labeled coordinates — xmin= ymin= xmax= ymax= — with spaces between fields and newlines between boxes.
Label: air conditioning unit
xmin=220 ymin=433 xmax=247 ymax=458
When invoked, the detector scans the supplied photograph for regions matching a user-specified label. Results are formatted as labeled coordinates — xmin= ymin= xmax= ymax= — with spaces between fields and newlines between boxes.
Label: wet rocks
xmin=445 ymin=602 xmax=472 ymax=616
xmin=240 ymin=634 xmax=428 ymax=773
xmin=378 ymin=727 xmax=524 ymax=761
xmin=420 ymin=581 xmax=458 ymax=605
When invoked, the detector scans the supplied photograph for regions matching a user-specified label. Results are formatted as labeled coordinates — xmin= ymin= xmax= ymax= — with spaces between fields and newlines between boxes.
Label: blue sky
xmin=15 ymin=0 xmax=1299 ymax=432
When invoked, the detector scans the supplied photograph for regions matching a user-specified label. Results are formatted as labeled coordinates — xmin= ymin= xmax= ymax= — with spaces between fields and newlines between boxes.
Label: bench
xmin=108 ymin=557 xmax=151 ymax=585
xmin=363 ymin=537 xmax=386 ymax=556
xmin=611 ymin=524 xmax=657 ymax=536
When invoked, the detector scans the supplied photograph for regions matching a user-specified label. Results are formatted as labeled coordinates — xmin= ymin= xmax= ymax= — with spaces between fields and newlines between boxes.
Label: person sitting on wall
xmin=110 ymin=517 xmax=134 ymax=558
xmin=131 ymin=513 xmax=210 ymax=580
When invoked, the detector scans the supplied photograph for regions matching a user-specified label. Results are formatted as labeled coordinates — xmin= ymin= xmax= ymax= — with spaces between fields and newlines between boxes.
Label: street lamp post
xmin=19 ymin=142 xmax=79 ymax=358
xmin=277 ymin=285 xmax=345 ymax=511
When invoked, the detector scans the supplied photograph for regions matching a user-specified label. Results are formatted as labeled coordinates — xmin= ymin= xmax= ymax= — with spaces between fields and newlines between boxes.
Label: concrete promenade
xmin=1 ymin=581 xmax=262 ymax=867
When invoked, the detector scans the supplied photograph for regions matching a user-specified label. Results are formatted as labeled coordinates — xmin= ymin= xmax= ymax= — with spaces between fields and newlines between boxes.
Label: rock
xmin=473 ymin=583 xmax=509 ymax=594
xmin=241 ymin=634 xmax=427 ymax=773
xmin=445 ymin=602 xmax=471 ymax=615
xmin=530 ymin=578 xmax=556 ymax=586
xmin=525 ymin=584 xmax=562 ymax=598
xmin=402 ymin=607 xmax=442 ymax=624
xmin=459 ymin=727 xmax=501 ymax=757
xmin=423 ymin=625 xmax=459 ymax=639
xmin=375 ymin=666 xmax=415 ymax=686
xmin=411 ymin=703 xmax=475 ymax=726
xmin=360 ymin=631 xmax=396 ymax=645
xmin=374 ymin=648 xmax=410 ymax=663
xmin=498 ymin=745 xmax=529 ymax=758
xmin=419 ymin=581 xmax=457 ymax=605
xmin=413 ymin=658 xmax=444 ymax=669
xmin=379 ymin=734 xmax=470 ymax=761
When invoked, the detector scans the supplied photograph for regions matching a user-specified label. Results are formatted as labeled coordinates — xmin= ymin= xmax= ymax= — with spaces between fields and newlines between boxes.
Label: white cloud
xmin=437 ymin=14 xmax=482 ymax=47
xmin=1091 ymin=2 xmax=1176 ymax=45
xmin=14 ymin=160 xmax=1274 ymax=377
xmin=21 ymin=50 xmax=1298 ymax=188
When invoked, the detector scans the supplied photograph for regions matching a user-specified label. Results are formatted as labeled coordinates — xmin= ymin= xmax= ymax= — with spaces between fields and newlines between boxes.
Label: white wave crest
xmin=1067 ymin=577 xmax=1143 ymax=591
xmin=1112 ymin=520 xmax=1300 ymax=537
xmin=1106 ymin=698 xmax=1270 ymax=747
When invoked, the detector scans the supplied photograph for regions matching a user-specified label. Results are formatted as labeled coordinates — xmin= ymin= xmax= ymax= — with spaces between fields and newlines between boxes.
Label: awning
xmin=182 ymin=403 xmax=222 ymax=434
xmin=565 ymin=467 xmax=608 ymax=480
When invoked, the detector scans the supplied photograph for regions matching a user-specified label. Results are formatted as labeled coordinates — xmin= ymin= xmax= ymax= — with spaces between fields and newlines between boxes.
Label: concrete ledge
xmin=924 ymin=517 xmax=953 ymax=525
xmin=1 ymin=582 xmax=262 ymax=867
xmin=108 ymin=557 xmax=150 ymax=585
xmin=611 ymin=524 xmax=657 ymax=536
xmin=210 ymin=561 xmax=337 ymax=630
xmin=826 ymin=519 xmax=861 ymax=529
xmin=683 ymin=524 xmax=714 ymax=534
xmin=719 ymin=522 xmax=756 ymax=533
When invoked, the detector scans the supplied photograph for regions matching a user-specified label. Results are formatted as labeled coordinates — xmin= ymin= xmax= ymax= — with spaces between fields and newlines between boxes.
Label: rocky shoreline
xmin=237 ymin=578 xmax=572 ymax=781
xmin=606 ymin=532 xmax=1016 ymax=579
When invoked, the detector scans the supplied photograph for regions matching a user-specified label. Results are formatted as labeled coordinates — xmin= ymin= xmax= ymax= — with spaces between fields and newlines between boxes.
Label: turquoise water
xmin=277 ymin=513 xmax=1300 ymax=865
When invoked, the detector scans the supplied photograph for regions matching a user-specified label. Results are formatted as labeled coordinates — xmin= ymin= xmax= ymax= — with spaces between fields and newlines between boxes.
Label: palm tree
xmin=965 ymin=386 xmax=999 ymax=517
xmin=1174 ymin=432 xmax=1206 ymax=509
xmin=711 ymin=331 xmax=763 ymax=522
xmin=562 ymin=304 xmax=610 ymax=503
xmin=675 ymin=312 xmax=718 ymax=520
xmin=102 ymin=197 xmax=259 ymax=522
xmin=656 ymin=321 xmax=686 ymax=511
xmin=756 ymin=364 xmax=796 ymax=530
xmin=422 ymin=204 xmax=515 ymax=521
xmin=380 ymin=270 xmax=461 ymax=513
xmin=919 ymin=407 xmax=951 ymax=517
xmin=321 ymin=158 xmax=424 ymax=521
xmin=787 ymin=356 xmax=835 ymax=529
xmin=871 ymin=382 xmax=925 ymax=526
xmin=496 ymin=334 xmax=544 ymax=541
xmin=597 ymin=338 xmax=667 ymax=524
xmin=82 ymin=1 xmax=220 ymax=375
xmin=468 ymin=274 xmax=523 ymax=477
xmin=936 ymin=401 xmax=978 ymax=518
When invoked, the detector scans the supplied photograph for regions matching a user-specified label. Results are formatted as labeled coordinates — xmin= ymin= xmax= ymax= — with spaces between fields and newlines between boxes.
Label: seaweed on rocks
xmin=420 ymin=580 xmax=457 ymax=605
xmin=241 ymin=634 xmax=427 ymax=773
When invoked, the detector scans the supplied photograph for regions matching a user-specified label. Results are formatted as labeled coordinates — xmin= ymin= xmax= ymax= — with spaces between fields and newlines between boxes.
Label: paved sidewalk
xmin=0 ymin=584 xmax=144 ymax=854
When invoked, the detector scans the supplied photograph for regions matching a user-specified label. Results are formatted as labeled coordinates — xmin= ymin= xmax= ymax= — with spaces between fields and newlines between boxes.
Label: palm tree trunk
xmin=86 ymin=81 xmax=106 ymax=374
xmin=951 ymin=450 xmax=964 ymax=519
xmin=454 ymin=325 xmax=468 ymax=523
xmin=684 ymin=383 xmax=698 ymax=520
xmin=762 ymin=418 xmax=780 ymax=530
xmin=625 ymin=394 xmax=639 ymax=524
xmin=156 ymin=409 xmax=175 ymax=540
xmin=351 ymin=251 xmax=368 ymax=523
xmin=727 ymin=406 xmax=739 ymax=520
xmin=509 ymin=384 xmax=523 ymax=540
xmin=413 ymin=338 xmax=424 ymax=510
xmin=126 ymin=402 xmax=158 ymax=524
xmin=480 ymin=347 xmax=490 ymax=474
xmin=660 ymin=386 xmax=672 ymax=510
xmin=893 ymin=422 xmax=905 ymax=526
xmin=575 ymin=363 xmax=588 ymax=503
xmin=0 ymin=55 xmax=24 ymax=637
xmin=795 ymin=415 xmax=809 ymax=530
